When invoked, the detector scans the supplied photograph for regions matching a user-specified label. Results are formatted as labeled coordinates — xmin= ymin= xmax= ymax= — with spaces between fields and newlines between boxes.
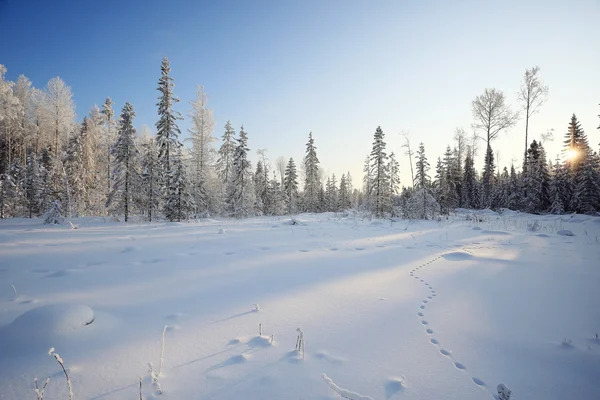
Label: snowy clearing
xmin=0 ymin=212 xmax=599 ymax=399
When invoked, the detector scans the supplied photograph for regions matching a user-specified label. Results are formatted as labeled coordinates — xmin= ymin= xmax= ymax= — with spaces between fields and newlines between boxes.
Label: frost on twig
xmin=295 ymin=328 xmax=305 ymax=359
xmin=158 ymin=325 xmax=167 ymax=376
xmin=48 ymin=348 xmax=73 ymax=400
xmin=148 ymin=363 xmax=162 ymax=395
xmin=11 ymin=284 xmax=17 ymax=300
xmin=322 ymin=374 xmax=374 ymax=400
xmin=34 ymin=377 xmax=50 ymax=400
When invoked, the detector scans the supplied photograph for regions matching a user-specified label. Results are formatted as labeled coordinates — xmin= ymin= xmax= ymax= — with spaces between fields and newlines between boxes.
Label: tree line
xmin=0 ymin=62 xmax=598 ymax=221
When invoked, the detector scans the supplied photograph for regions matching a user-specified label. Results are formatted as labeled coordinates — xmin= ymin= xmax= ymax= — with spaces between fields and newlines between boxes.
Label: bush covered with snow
xmin=42 ymin=200 xmax=65 ymax=225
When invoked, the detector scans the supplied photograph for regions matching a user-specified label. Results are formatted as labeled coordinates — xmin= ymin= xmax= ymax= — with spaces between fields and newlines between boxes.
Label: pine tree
xmin=140 ymin=136 xmax=160 ymax=221
xmin=156 ymin=57 xmax=182 ymax=187
xmin=283 ymin=157 xmax=299 ymax=214
xmin=266 ymin=172 xmax=286 ymax=215
xmin=369 ymin=126 xmax=391 ymax=217
xmin=164 ymin=148 xmax=195 ymax=221
xmin=254 ymin=161 xmax=268 ymax=215
xmin=0 ymin=172 xmax=16 ymax=218
xmin=338 ymin=173 xmax=351 ymax=211
xmin=549 ymin=158 xmax=565 ymax=214
xmin=481 ymin=144 xmax=495 ymax=208
xmin=563 ymin=114 xmax=588 ymax=173
xmin=389 ymin=152 xmax=400 ymax=196
xmin=107 ymin=102 xmax=139 ymax=222
xmin=216 ymin=121 xmax=236 ymax=187
xmin=65 ymin=119 xmax=87 ymax=216
xmin=303 ymin=132 xmax=321 ymax=212
xmin=326 ymin=174 xmax=338 ymax=212
xmin=414 ymin=143 xmax=433 ymax=219
xmin=227 ymin=126 xmax=254 ymax=217
xmin=24 ymin=152 xmax=42 ymax=217
xmin=101 ymin=97 xmax=115 ymax=200
xmin=462 ymin=147 xmax=478 ymax=209
xmin=506 ymin=164 xmax=521 ymax=210
xmin=189 ymin=85 xmax=216 ymax=214
xmin=571 ymin=150 xmax=600 ymax=214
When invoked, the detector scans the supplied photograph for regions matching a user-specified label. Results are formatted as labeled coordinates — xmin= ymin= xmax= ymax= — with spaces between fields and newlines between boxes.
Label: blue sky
xmin=1 ymin=0 xmax=599 ymax=185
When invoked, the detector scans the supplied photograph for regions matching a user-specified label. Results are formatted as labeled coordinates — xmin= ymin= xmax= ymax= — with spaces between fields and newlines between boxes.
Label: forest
xmin=1 ymin=60 xmax=599 ymax=222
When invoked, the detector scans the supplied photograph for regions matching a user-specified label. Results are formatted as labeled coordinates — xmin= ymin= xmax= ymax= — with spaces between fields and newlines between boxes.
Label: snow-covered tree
xmin=139 ymin=133 xmax=160 ymax=221
xmin=389 ymin=151 xmax=400 ymax=197
xmin=164 ymin=148 xmax=195 ymax=222
xmin=303 ymin=132 xmax=321 ymax=212
xmin=216 ymin=121 xmax=236 ymax=188
xmin=338 ymin=173 xmax=351 ymax=210
xmin=0 ymin=172 xmax=17 ymax=218
xmin=406 ymin=188 xmax=440 ymax=220
xmin=227 ymin=126 xmax=254 ymax=217
xmin=24 ymin=152 xmax=43 ymax=217
xmin=414 ymin=143 xmax=435 ymax=219
xmin=42 ymin=200 xmax=64 ymax=225
xmin=369 ymin=126 xmax=391 ymax=217
xmin=188 ymin=85 xmax=216 ymax=214
xmin=107 ymin=102 xmax=139 ymax=222
xmin=101 ymin=97 xmax=116 ymax=200
xmin=481 ymin=144 xmax=495 ymax=208
xmin=266 ymin=172 xmax=287 ymax=215
xmin=283 ymin=157 xmax=299 ymax=214
xmin=156 ymin=57 xmax=182 ymax=185
xmin=44 ymin=77 xmax=75 ymax=158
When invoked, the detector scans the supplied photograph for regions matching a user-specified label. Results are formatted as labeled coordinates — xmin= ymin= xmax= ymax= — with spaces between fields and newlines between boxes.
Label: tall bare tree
xmin=518 ymin=66 xmax=549 ymax=168
xmin=401 ymin=131 xmax=415 ymax=186
xmin=472 ymin=88 xmax=518 ymax=205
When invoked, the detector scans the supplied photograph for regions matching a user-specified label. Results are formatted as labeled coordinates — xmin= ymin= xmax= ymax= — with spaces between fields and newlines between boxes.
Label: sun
xmin=566 ymin=149 xmax=579 ymax=161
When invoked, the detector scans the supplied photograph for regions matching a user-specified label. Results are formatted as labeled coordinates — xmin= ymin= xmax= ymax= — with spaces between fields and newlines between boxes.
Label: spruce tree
xmin=462 ymin=147 xmax=478 ymax=209
xmin=415 ymin=142 xmax=432 ymax=219
xmin=338 ymin=173 xmax=351 ymax=211
xmin=216 ymin=121 xmax=236 ymax=187
xmin=549 ymin=158 xmax=565 ymax=214
xmin=24 ymin=152 xmax=42 ymax=217
xmin=389 ymin=152 xmax=400 ymax=196
xmin=140 ymin=137 xmax=160 ymax=221
xmin=254 ymin=161 xmax=268 ymax=215
xmin=156 ymin=57 xmax=182 ymax=187
xmin=227 ymin=126 xmax=254 ymax=217
xmin=481 ymin=144 xmax=495 ymax=208
xmin=107 ymin=102 xmax=139 ymax=222
xmin=101 ymin=97 xmax=115 ymax=200
xmin=283 ymin=157 xmax=298 ymax=214
xmin=369 ymin=126 xmax=391 ymax=217
xmin=164 ymin=149 xmax=195 ymax=221
xmin=303 ymin=132 xmax=321 ymax=212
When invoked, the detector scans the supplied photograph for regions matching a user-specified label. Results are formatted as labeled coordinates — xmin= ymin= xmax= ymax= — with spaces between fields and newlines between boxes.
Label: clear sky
xmin=1 ymin=0 xmax=599 ymax=186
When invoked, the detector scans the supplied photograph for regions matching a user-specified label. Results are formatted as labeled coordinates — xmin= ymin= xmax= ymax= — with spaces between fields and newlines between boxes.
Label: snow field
xmin=0 ymin=212 xmax=599 ymax=399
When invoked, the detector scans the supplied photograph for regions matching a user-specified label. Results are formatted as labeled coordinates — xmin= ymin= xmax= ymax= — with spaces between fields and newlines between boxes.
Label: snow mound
xmin=248 ymin=335 xmax=273 ymax=347
xmin=443 ymin=252 xmax=473 ymax=261
xmin=557 ymin=229 xmax=574 ymax=236
xmin=385 ymin=376 xmax=408 ymax=396
xmin=6 ymin=304 xmax=95 ymax=334
xmin=481 ymin=230 xmax=512 ymax=236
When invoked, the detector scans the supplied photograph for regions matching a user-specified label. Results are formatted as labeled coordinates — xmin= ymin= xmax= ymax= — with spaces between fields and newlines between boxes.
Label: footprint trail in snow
xmin=409 ymin=246 xmax=497 ymax=398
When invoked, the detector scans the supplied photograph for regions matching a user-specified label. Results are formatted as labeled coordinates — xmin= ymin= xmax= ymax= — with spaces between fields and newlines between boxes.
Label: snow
xmin=0 ymin=212 xmax=599 ymax=399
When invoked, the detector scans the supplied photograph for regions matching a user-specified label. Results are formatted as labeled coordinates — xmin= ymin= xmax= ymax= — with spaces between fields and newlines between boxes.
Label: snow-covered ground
xmin=0 ymin=211 xmax=599 ymax=400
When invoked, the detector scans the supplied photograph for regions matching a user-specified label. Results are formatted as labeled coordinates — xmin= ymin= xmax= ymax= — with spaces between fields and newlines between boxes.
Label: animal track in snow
xmin=408 ymin=245 xmax=492 ymax=396
xmin=472 ymin=377 xmax=486 ymax=386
